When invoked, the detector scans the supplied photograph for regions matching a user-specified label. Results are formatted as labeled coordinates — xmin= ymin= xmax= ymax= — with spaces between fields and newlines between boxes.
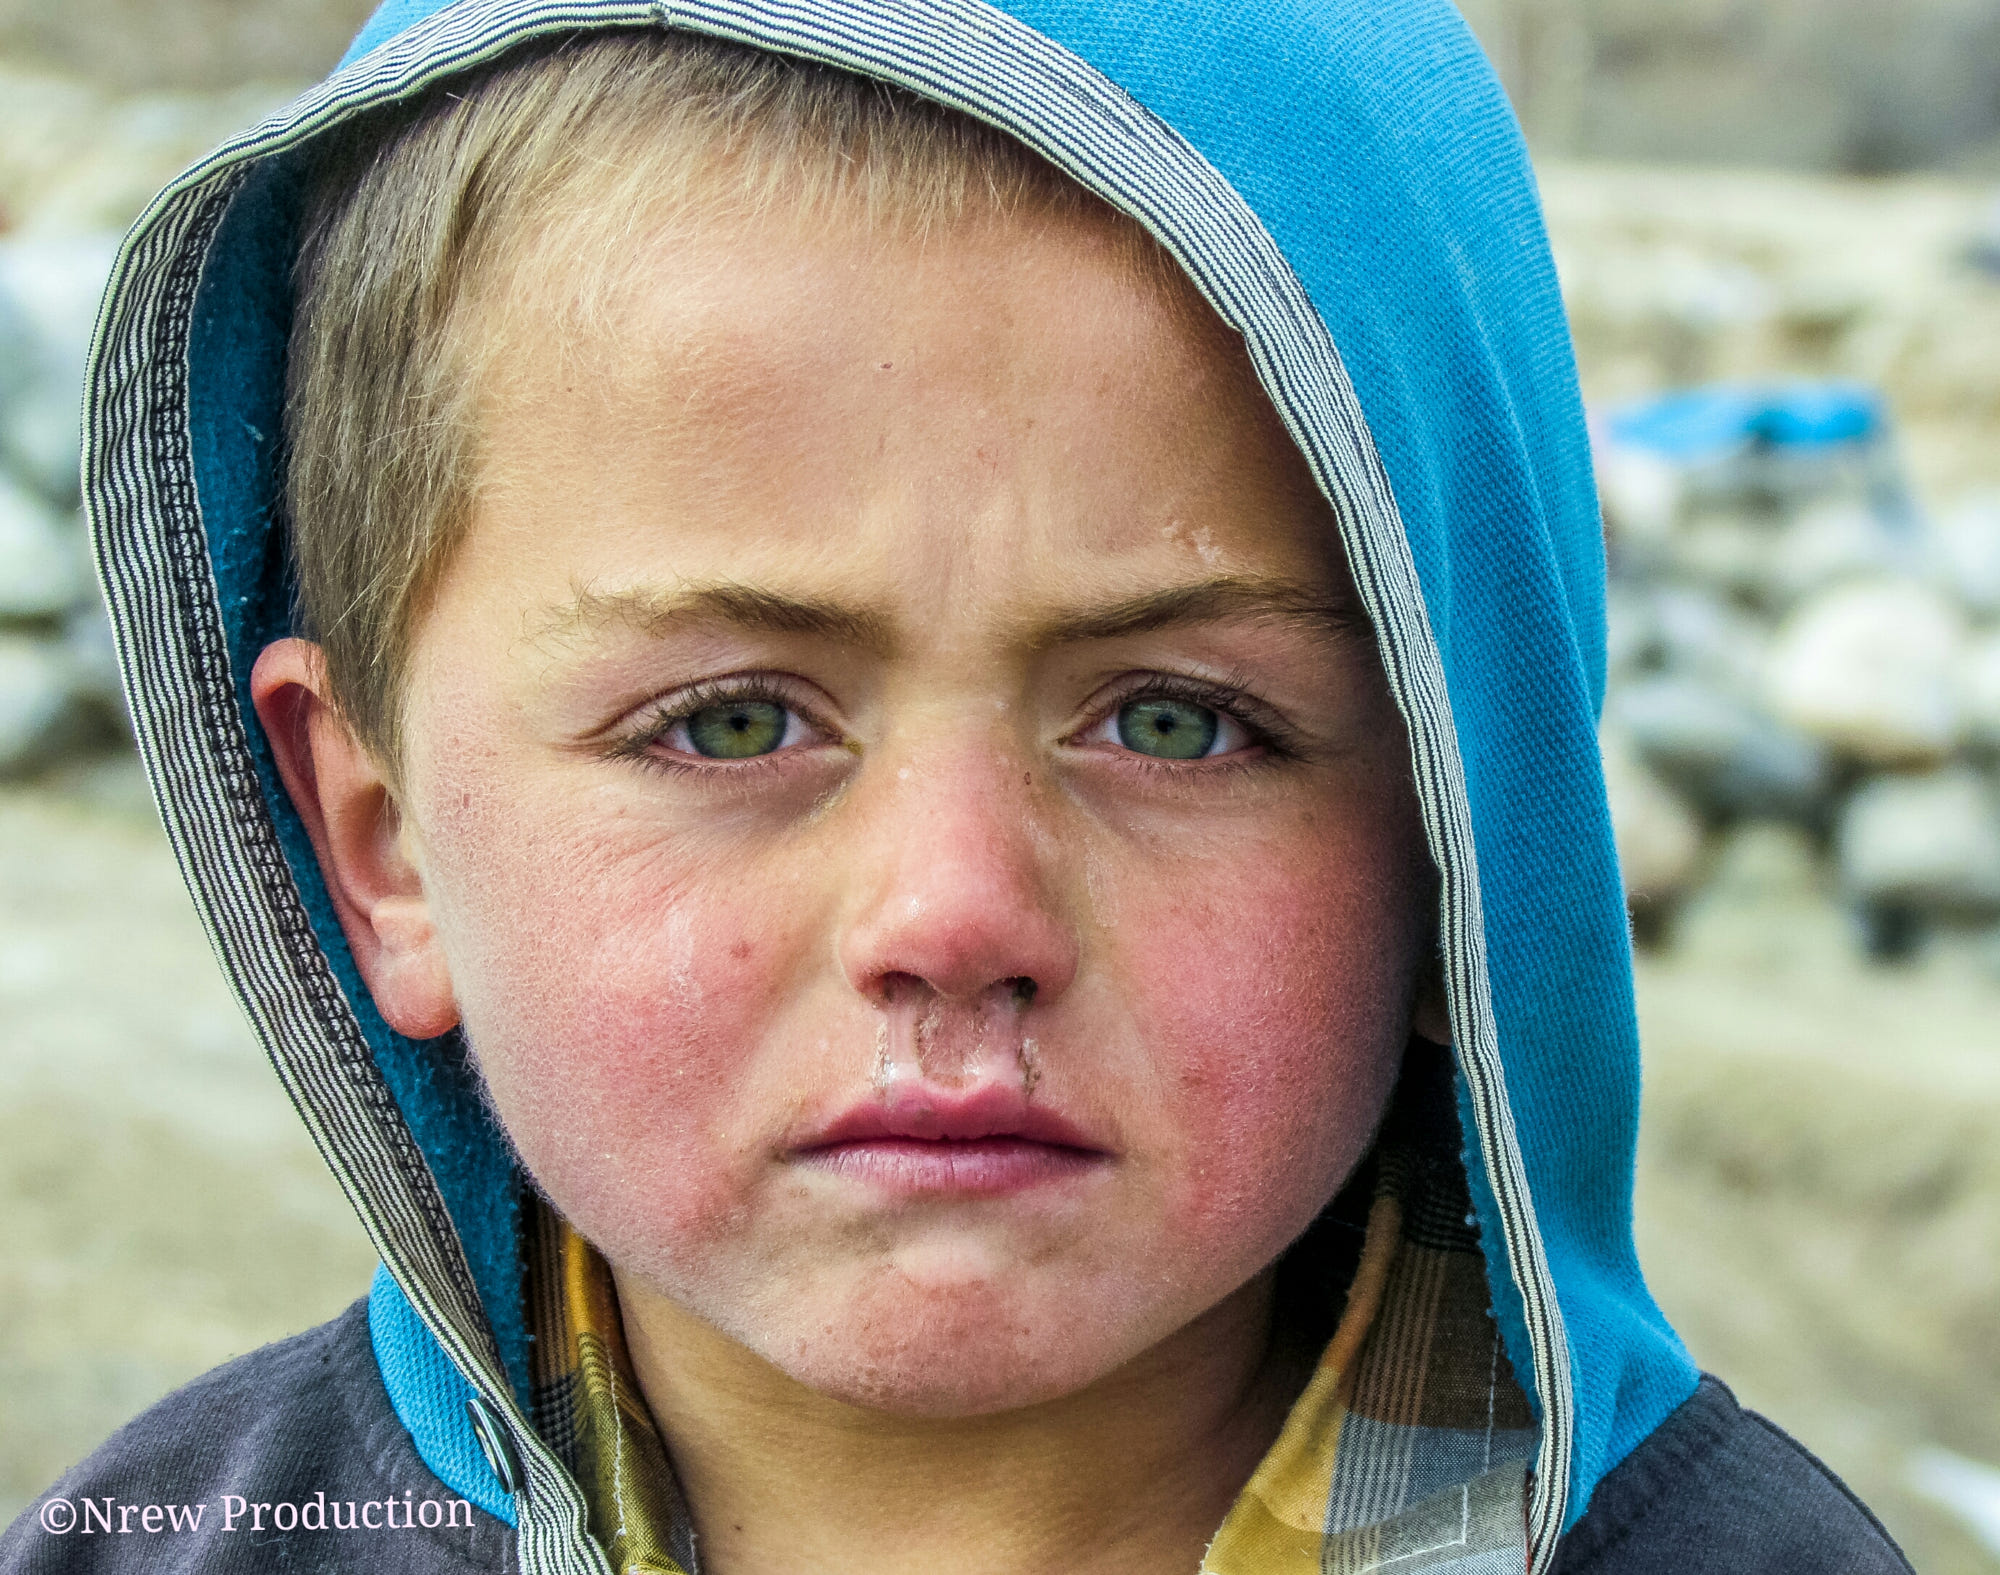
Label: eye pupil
xmin=1116 ymin=698 xmax=1219 ymax=760
xmin=687 ymin=700 xmax=787 ymax=758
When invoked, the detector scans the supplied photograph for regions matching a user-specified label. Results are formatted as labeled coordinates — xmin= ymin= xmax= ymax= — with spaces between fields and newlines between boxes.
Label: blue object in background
xmin=1609 ymin=382 xmax=1885 ymax=462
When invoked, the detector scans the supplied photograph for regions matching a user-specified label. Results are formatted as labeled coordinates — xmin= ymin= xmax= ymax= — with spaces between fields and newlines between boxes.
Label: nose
xmin=837 ymin=750 xmax=1078 ymax=1008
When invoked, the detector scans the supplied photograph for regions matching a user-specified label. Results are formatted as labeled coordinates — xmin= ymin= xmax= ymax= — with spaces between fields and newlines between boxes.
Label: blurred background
xmin=1 ymin=0 xmax=1999 ymax=1566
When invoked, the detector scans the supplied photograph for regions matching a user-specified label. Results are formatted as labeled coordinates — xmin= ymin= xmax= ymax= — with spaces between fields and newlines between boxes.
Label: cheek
xmin=414 ymin=781 xmax=812 ymax=1244
xmin=1108 ymin=806 xmax=1424 ymax=1252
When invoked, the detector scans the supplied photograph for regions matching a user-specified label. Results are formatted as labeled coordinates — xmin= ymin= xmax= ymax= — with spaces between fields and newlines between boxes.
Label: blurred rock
xmin=0 ymin=476 xmax=86 ymax=618
xmin=1609 ymin=674 xmax=1829 ymax=820
xmin=1694 ymin=820 xmax=1828 ymax=906
xmin=3 ymin=385 xmax=80 ymax=504
xmin=0 ymin=282 xmax=34 ymax=408
xmin=1766 ymin=577 xmax=1969 ymax=764
xmin=1908 ymin=1448 xmax=2000 ymax=1559
xmin=60 ymin=598 xmax=125 ymax=728
xmin=1960 ymin=631 xmax=2000 ymax=752
xmin=1602 ymin=726 xmax=1705 ymax=918
xmin=1767 ymin=498 xmax=1909 ymax=607
xmin=0 ymin=0 xmax=372 ymax=92
xmin=0 ymin=633 xmax=73 ymax=773
xmin=1643 ymin=582 xmax=1771 ymax=693
xmin=1546 ymin=163 xmax=2000 ymax=508
xmin=1969 ymin=193 xmax=2000 ymax=278
xmin=1603 ymin=582 xmax=1657 ymax=682
xmin=0 ymin=67 xmax=299 ymax=237
xmin=1930 ymin=493 xmax=2000 ymax=617
xmin=1598 ymin=441 xmax=1683 ymax=555
xmin=1669 ymin=509 xmax=1776 ymax=605
xmin=1672 ymin=820 xmax=1852 ymax=970
xmin=1838 ymin=767 xmax=2000 ymax=922
xmin=1606 ymin=577 xmax=1826 ymax=821
xmin=0 ymin=234 xmax=118 ymax=507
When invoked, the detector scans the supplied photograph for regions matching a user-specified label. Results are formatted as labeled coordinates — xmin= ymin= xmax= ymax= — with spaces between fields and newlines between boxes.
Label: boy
xmin=4 ymin=4 xmax=1908 ymax=1573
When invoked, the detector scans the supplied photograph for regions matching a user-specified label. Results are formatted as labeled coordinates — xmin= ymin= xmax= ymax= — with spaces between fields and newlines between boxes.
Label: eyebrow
xmin=534 ymin=582 xmax=897 ymax=654
xmin=533 ymin=573 xmax=1365 ymax=655
xmin=1024 ymin=576 xmax=1369 ymax=648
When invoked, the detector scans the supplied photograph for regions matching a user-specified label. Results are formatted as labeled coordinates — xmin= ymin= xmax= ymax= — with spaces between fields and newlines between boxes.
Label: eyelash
xmin=1076 ymin=673 xmax=1301 ymax=767
xmin=607 ymin=672 xmax=1299 ymax=774
xmin=610 ymin=676 xmax=834 ymax=775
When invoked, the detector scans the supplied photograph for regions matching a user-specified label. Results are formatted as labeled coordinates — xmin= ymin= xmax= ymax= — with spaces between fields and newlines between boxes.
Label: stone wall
xmin=0 ymin=0 xmax=370 ymax=91
xmin=1461 ymin=0 xmax=2000 ymax=172
xmin=2 ymin=0 xmax=1998 ymax=172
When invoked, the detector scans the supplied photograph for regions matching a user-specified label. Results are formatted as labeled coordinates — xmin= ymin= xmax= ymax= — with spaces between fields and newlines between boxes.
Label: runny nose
xmin=870 ymin=972 xmax=1045 ymax=1091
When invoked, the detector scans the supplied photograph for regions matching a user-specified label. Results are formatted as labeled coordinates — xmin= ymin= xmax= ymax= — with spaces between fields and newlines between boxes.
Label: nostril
xmin=872 ymin=972 xmax=1037 ymax=1009
xmin=876 ymin=970 xmax=925 ymax=1008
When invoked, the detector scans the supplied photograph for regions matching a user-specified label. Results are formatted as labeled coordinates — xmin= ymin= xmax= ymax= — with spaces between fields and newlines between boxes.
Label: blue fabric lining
xmin=368 ymin=1265 xmax=519 ymax=1525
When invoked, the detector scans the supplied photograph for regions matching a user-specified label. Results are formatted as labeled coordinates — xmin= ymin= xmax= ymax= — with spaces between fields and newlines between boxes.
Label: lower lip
xmin=791 ymin=1138 xmax=1107 ymax=1196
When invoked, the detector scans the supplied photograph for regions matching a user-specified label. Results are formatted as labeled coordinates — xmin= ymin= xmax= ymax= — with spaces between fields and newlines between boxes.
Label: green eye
xmin=1116 ymin=697 xmax=1219 ymax=760
xmin=684 ymin=699 xmax=789 ymax=759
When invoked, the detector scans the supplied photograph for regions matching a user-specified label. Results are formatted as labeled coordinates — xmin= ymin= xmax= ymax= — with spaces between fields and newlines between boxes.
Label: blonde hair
xmin=285 ymin=28 xmax=1164 ymax=765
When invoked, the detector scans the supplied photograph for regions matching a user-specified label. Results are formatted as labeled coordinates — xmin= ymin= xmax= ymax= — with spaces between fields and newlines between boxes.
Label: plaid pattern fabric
xmin=526 ymin=1050 xmax=1537 ymax=1575
xmin=1206 ymin=1148 xmax=1539 ymax=1574
xmin=527 ymin=1204 xmax=700 ymax=1575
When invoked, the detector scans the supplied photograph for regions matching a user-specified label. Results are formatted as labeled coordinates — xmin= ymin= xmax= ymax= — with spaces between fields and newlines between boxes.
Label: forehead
xmin=457 ymin=198 xmax=1346 ymax=629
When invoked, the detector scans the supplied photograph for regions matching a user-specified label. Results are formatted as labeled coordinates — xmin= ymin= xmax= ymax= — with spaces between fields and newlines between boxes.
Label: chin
xmin=777 ymin=1324 xmax=1108 ymax=1418
xmin=745 ymin=1271 xmax=1148 ymax=1419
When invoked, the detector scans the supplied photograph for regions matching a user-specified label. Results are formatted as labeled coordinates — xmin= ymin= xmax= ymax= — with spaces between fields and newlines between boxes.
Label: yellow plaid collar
xmin=527 ymin=1202 xmax=696 ymax=1575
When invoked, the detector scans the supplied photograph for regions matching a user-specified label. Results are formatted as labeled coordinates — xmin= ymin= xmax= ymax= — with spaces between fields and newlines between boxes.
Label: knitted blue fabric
xmin=186 ymin=0 xmax=1698 ymax=1533
xmin=368 ymin=1267 xmax=518 ymax=1524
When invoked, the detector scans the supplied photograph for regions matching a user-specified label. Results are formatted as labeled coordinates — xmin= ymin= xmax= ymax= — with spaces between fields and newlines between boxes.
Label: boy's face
xmin=362 ymin=201 xmax=1434 ymax=1414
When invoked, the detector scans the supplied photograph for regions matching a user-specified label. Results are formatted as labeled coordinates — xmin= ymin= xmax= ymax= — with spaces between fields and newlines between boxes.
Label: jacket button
xmin=464 ymin=1394 xmax=524 ymax=1498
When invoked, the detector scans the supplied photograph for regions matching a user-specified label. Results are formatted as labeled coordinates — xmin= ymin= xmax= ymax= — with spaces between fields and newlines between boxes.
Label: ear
xmin=250 ymin=638 xmax=460 ymax=1040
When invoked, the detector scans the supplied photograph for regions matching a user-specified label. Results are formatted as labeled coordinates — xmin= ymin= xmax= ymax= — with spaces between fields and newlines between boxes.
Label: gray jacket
xmin=1 ymin=1302 xmax=1909 ymax=1574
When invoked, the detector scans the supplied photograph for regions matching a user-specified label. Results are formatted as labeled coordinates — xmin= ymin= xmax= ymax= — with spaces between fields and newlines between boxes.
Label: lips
xmin=789 ymin=1083 xmax=1110 ymax=1197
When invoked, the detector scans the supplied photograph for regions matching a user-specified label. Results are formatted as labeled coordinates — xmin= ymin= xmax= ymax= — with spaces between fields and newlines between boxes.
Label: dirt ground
xmin=2 ymin=763 xmax=1997 ymax=1568
xmin=1633 ymin=921 xmax=2000 ymax=1573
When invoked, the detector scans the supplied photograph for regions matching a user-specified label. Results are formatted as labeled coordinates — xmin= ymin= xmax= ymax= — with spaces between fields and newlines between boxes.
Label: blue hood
xmin=86 ymin=0 xmax=1695 ymax=1565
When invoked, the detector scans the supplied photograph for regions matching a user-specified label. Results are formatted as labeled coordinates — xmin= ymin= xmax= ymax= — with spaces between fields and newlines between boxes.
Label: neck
xmin=613 ymin=1269 xmax=1315 ymax=1575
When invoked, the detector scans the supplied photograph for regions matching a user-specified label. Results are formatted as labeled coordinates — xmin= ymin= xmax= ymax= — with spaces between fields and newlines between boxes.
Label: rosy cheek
xmin=1110 ymin=828 xmax=1416 ymax=1250
xmin=418 ymin=795 xmax=805 ymax=1244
